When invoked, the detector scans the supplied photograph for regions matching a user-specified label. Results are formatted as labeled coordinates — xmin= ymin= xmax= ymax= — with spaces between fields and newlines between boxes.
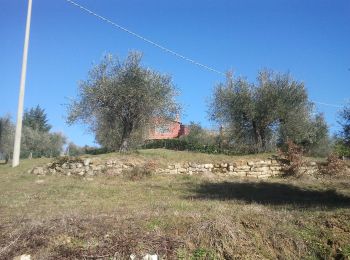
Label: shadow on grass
xmin=190 ymin=181 xmax=350 ymax=208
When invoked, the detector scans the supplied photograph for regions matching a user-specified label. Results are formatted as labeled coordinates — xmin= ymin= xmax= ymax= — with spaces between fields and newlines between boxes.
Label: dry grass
xmin=0 ymin=153 xmax=350 ymax=259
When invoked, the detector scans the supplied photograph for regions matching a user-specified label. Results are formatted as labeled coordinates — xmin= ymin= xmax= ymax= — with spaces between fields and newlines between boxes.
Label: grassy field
xmin=0 ymin=150 xmax=350 ymax=259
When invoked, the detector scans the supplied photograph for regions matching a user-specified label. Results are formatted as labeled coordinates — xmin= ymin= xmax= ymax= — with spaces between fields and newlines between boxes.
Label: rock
xmin=83 ymin=158 xmax=91 ymax=166
xmin=220 ymin=163 xmax=228 ymax=168
xmin=232 ymin=171 xmax=247 ymax=177
xmin=257 ymin=174 xmax=271 ymax=179
xmin=76 ymin=163 xmax=83 ymax=168
xmin=189 ymin=162 xmax=198 ymax=167
xmin=308 ymin=161 xmax=317 ymax=166
xmin=250 ymin=166 xmax=270 ymax=172
xmin=35 ymin=179 xmax=44 ymax=184
xmin=236 ymin=166 xmax=251 ymax=171
xmin=270 ymin=166 xmax=283 ymax=171
xmin=204 ymin=163 xmax=214 ymax=169
xmin=143 ymin=254 xmax=158 ymax=260
xmin=13 ymin=255 xmax=31 ymax=260
xmin=169 ymin=169 xmax=178 ymax=174
xmin=87 ymin=170 xmax=94 ymax=176
xmin=32 ymin=167 xmax=45 ymax=175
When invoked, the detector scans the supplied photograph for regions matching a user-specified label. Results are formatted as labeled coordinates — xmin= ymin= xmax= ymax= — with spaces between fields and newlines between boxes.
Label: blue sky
xmin=0 ymin=0 xmax=349 ymax=146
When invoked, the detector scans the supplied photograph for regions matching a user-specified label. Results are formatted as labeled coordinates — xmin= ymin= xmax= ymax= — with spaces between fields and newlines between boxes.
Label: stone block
xmin=83 ymin=159 xmax=91 ymax=166
xmin=232 ymin=171 xmax=247 ymax=177
xmin=257 ymin=174 xmax=271 ymax=179
xmin=174 ymin=163 xmax=181 ymax=169
xmin=270 ymin=166 xmax=283 ymax=171
xmin=169 ymin=169 xmax=178 ymax=174
xmin=220 ymin=163 xmax=228 ymax=168
xmin=235 ymin=166 xmax=251 ymax=171
xmin=250 ymin=166 xmax=270 ymax=172
xmin=32 ymin=167 xmax=45 ymax=175
xmin=204 ymin=163 xmax=214 ymax=169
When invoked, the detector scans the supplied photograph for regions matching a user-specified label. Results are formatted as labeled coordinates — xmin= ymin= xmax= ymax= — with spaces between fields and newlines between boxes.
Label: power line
xmin=64 ymin=0 xmax=226 ymax=76
xmin=63 ymin=0 xmax=343 ymax=109
xmin=313 ymin=101 xmax=342 ymax=108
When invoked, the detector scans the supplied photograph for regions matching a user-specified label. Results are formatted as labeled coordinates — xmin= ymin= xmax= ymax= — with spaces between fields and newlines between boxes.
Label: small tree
xmin=335 ymin=102 xmax=350 ymax=158
xmin=182 ymin=122 xmax=216 ymax=146
xmin=339 ymin=102 xmax=350 ymax=146
xmin=0 ymin=115 xmax=14 ymax=163
xmin=67 ymin=52 xmax=180 ymax=152
xmin=66 ymin=142 xmax=84 ymax=156
xmin=23 ymin=105 xmax=51 ymax=132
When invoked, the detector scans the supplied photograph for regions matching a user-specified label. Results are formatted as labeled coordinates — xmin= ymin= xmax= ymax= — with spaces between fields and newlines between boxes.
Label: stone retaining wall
xmin=30 ymin=157 xmax=320 ymax=179
xmin=155 ymin=160 xmax=318 ymax=179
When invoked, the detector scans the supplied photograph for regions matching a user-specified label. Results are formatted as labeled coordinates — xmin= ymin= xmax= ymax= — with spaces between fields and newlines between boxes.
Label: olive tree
xmin=67 ymin=52 xmax=180 ymax=151
xmin=21 ymin=126 xmax=66 ymax=158
xmin=209 ymin=70 xmax=329 ymax=153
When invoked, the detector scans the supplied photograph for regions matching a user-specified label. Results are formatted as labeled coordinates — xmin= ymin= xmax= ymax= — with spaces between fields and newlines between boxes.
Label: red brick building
xmin=147 ymin=117 xmax=189 ymax=140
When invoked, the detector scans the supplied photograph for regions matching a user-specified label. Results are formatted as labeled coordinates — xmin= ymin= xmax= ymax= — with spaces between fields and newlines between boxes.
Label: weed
xmin=122 ymin=166 xmax=152 ymax=181
xmin=279 ymin=140 xmax=306 ymax=177
xmin=319 ymin=153 xmax=348 ymax=177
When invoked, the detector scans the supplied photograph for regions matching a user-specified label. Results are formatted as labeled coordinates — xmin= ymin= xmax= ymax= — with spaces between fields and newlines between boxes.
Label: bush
xmin=319 ymin=153 xmax=348 ymax=177
xmin=123 ymin=166 xmax=153 ymax=181
xmin=84 ymin=146 xmax=110 ymax=155
xmin=279 ymin=140 xmax=305 ymax=177
xmin=334 ymin=141 xmax=350 ymax=158
xmin=142 ymin=139 xmax=225 ymax=155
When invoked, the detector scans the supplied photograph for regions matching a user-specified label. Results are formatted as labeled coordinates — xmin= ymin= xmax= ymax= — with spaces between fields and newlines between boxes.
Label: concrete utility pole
xmin=12 ymin=0 xmax=33 ymax=167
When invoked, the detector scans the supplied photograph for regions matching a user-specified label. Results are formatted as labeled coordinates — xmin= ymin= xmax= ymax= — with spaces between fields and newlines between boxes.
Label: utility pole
xmin=12 ymin=0 xmax=33 ymax=167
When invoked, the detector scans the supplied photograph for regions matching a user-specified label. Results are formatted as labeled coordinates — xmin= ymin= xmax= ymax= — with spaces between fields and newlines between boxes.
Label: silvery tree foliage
xmin=67 ymin=52 xmax=180 ymax=151
xmin=209 ymin=70 xmax=329 ymax=154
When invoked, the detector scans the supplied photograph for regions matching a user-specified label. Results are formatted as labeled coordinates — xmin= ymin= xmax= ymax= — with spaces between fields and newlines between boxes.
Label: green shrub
xmin=142 ymin=139 xmax=227 ymax=155
xmin=334 ymin=141 xmax=350 ymax=158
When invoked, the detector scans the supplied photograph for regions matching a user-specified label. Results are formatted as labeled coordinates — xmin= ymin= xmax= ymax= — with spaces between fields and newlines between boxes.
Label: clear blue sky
xmin=0 ymin=0 xmax=349 ymax=146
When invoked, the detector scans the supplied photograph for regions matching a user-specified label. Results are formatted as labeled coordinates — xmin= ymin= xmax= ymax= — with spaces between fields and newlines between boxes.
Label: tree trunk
xmin=252 ymin=121 xmax=263 ymax=153
xmin=260 ymin=129 xmax=267 ymax=152
xmin=4 ymin=154 xmax=9 ymax=164
xmin=119 ymin=137 xmax=129 ymax=152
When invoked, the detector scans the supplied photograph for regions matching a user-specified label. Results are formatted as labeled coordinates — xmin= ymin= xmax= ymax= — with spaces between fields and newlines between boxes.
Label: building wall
xmin=148 ymin=118 xmax=189 ymax=140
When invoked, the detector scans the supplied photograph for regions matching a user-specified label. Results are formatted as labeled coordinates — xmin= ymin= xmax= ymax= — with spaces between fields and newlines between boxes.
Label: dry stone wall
xmin=156 ymin=160 xmax=318 ymax=179
xmin=30 ymin=157 xmax=320 ymax=179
